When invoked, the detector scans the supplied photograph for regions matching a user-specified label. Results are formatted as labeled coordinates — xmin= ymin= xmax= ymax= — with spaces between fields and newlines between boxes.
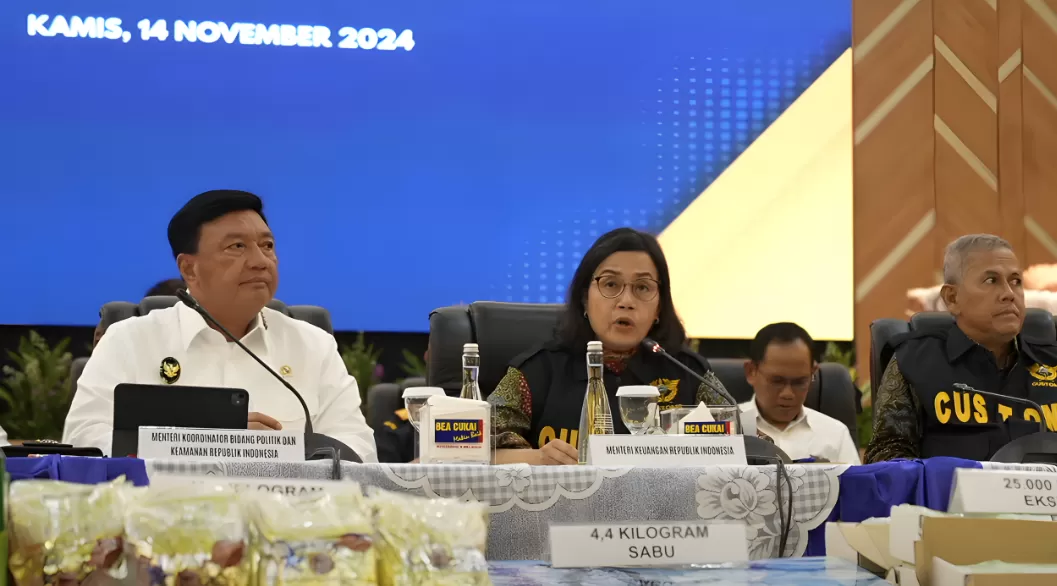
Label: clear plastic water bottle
xmin=577 ymin=340 xmax=614 ymax=464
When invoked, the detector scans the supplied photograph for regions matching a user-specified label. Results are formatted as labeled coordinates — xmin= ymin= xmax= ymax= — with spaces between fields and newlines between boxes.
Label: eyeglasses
xmin=593 ymin=275 xmax=660 ymax=302
xmin=757 ymin=370 xmax=815 ymax=393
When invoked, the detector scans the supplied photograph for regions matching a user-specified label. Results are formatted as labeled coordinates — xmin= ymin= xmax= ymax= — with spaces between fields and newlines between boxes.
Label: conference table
xmin=142 ymin=457 xmax=1054 ymax=560
xmin=11 ymin=455 xmax=1055 ymax=562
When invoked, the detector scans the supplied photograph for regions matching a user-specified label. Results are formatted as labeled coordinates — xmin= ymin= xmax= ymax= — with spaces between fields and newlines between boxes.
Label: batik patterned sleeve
xmin=864 ymin=356 xmax=923 ymax=463
xmin=695 ymin=370 xmax=731 ymax=406
xmin=488 ymin=366 xmax=534 ymax=449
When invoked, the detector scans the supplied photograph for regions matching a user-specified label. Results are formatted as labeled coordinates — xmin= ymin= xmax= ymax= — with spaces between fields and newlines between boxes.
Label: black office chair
xmin=710 ymin=357 xmax=860 ymax=447
xmin=69 ymin=356 xmax=89 ymax=391
xmin=428 ymin=302 xmax=563 ymax=395
xmin=366 ymin=377 xmax=427 ymax=431
xmin=870 ymin=309 xmax=1057 ymax=392
xmin=98 ymin=296 xmax=335 ymax=335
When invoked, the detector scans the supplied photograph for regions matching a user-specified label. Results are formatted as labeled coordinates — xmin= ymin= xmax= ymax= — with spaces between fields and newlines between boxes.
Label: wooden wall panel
xmin=999 ymin=0 xmax=1026 ymax=254
xmin=853 ymin=0 xmax=1057 ymax=382
xmin=1022 ymin=0 xmax=1057 ymax=265
xmin=933 ymin=0 xmax=1000 ymax=266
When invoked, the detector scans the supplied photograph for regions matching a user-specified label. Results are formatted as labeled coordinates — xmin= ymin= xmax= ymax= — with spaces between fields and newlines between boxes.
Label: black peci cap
xmin=167 ymin=189 xmax=267 ymax=259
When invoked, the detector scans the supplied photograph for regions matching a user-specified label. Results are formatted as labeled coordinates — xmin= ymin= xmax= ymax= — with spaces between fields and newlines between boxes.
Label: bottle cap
xmin=587 ymin=341 xmax=603 ymax=352
xmin=463 ymin=343 xmax=479 ymax=353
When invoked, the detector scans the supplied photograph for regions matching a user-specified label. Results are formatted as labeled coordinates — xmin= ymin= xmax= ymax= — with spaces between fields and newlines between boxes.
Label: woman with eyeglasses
xmin=490 ymin=228 xmax=730 ymax=466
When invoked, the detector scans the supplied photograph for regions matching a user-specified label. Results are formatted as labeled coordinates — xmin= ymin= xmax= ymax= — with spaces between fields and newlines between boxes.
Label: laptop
xmin=112 ymin=383 xmax=249 ymax=458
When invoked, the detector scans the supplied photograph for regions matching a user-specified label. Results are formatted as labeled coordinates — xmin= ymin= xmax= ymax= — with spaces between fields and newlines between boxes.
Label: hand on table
xmin=248 ymin=412 xmax=283 ymax=431
xmin=539 ymin=439 xmax=578 ymax=465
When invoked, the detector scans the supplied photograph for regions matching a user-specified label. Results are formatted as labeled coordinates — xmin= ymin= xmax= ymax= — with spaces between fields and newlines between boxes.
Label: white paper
xmin=949 ymin=468 xmax=1057 ymax=515
xmin=137 ymin=427 xmax=304 ymax=462
xmin=679 ymin=402 xmax=735 ymax=436
xmin=419 ymin=396 xmax=491 ymax=464
xmin=588 ymin=434 xmax=747 ymax=466
xmin=889 ymin=504 xmax=944 ymax=564
xmin=549 ymin=521 xmax=748 ymax=568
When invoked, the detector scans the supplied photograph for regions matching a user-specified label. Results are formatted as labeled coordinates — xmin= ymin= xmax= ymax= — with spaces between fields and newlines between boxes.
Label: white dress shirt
xmin=739 ymin=398 xmax=860 ymax=464
xmin=63 ymin=302 xmax=377 ymax=462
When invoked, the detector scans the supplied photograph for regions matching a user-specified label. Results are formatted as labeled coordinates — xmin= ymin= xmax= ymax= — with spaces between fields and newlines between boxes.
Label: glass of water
xmin=616 ymin=385 xmax=660 ymax=435
xmin=659 ymin=406 xmax=695 ymax=434
xmin=402 ymin=386 xmax=445 ymax=431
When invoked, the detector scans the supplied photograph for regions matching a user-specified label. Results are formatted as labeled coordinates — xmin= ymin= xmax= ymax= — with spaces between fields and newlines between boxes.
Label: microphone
xmin=953 ymin=382 xmax=1047 ymax=434
xmin=641 ymin=337 xmax=745 ymax=436
xmin=175 ymin=289 xmax=360 ymax=472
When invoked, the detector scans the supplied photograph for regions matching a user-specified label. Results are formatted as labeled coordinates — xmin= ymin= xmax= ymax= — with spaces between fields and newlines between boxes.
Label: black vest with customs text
xmin=892 ymin=323 xmax=1057 ymax=461
xmin=511 ymin=343 xmax=709 ymax=450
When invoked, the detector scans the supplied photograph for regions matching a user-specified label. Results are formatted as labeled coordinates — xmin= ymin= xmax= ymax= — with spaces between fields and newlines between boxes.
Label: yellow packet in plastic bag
xmin=9 ymin=478 xmax=131 ymax=586
xmin=124 ymin=483 xmax=248 ymax=586
xmin=369 ymin=490 xmax=489 ymax=586
xmin=249 ymin=484 xmax=377 ymax=585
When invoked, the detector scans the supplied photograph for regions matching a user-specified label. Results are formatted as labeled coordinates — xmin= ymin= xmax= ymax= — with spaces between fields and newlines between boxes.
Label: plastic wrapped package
xmin=249 ymin=485 xmax=377 ymax=585
xmin=369 ymin=491 xmax=490 ymax=586
xmin=8 ymin=478 xmax=131 ymax=586
xmin=124 ymin=484 xmax=247 ymax=586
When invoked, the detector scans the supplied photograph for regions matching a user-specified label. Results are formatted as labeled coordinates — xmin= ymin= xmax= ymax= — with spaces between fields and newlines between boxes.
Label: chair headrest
xmin=909 ymin=309 xmax=1055 ymax=342
xmin=908 ymin=311 xmax=954 ymax=331
xmin=469 ymin=302 xmax=562 ymax=394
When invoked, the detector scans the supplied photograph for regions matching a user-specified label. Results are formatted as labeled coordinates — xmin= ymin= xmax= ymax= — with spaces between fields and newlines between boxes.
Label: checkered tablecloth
xmin=145 ymin=459 xmax=845 ymax=560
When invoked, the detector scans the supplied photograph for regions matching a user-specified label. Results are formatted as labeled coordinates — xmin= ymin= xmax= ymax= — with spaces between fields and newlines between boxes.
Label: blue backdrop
xmin=0 ymin=1 xmax=850 ymax=331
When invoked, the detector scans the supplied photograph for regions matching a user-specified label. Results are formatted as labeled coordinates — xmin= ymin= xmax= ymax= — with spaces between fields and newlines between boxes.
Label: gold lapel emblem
xmin=1030 ymin=363 xmax=1057 ymax=382
xmin=160 ymin=357 xmax=181 ymax=384
xmin=279 ymin=365 xmax=292 ymax=377
xmin=650 ymin=378 xmax=680 ymax=403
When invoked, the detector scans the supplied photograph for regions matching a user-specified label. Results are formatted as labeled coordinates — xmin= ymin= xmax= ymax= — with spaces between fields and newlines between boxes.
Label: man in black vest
xmin=865 ymin=234 xmax=1057 ymax=463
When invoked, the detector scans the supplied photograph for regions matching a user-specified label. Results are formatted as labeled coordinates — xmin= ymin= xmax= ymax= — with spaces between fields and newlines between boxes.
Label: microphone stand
xmin=642 ymin=338 xmax=745 ymax=433
xmin=952 ymin=382 xmax=1057 ymax=464
xmin=640 ymin=338 xmax=790 ymax=465
xmin=953 ymin=382 xmax=1046 ymax=433
xmin=176 ymin=290 xmax=357 ymax=478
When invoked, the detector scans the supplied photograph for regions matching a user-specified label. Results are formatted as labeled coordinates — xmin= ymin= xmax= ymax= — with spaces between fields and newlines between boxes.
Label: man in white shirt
xmin=740 ymin=322 xmax=860 ymax=464
xmin=63 ymin=189 xmax=377 ymax=462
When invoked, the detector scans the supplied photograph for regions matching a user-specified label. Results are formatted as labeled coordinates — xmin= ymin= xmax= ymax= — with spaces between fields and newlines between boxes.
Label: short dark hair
xmin=145 ymin=278 xmax=186 ymax=297
xmin=167 ymin=190 xmax=266 ymax=259
xmin=749 ymin=322 xmax=817 ymax=364
xmin=555 ymin=227 xmax=685 ymax=351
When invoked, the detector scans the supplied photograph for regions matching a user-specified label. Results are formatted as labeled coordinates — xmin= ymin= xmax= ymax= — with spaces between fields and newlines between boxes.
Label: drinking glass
xmin=616 ymin=385 xmax=660 ymax=435
xmin=402 ymin=387 xmax=445 ymax=430
xmin=707 ymin=405 xmax=743 ymax=435
xmin=659 ymin=406 xmax=695 ymax=434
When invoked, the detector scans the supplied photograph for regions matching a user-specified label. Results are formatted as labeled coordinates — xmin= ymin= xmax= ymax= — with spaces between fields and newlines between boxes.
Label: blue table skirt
xmin=6 ymin=455 xmax=149 ymax=486
xmin=804 ymin=456 xmax=988 ymax=556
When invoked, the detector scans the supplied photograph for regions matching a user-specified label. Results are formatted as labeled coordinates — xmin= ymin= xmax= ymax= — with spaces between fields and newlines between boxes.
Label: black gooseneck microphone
xmin=953 ymin=382 xmax=1047 ymax=433
xmin=175 ymin=289 xmax=360 ymax=475
xmin=641 ymin=338 xmax=790 ymax=466
xmin=641 ymin=337 xmax=744 ymax=431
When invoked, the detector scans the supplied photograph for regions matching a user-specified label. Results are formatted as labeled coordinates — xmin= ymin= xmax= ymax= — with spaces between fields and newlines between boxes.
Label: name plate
xmin=683 ymin=421 xmax=732 ymax=435
xmin=150 ymin=473 xmax=349 ymax=496
xmin=949 ymin=468 xmax=1057 ymax=515
xmin=138 ymin=427 xmax=304 ymax=462
xmin=588 ymin=434 xmax=747 ymax=466
xmin=549 ymin=522 xmax=748 ymax=568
